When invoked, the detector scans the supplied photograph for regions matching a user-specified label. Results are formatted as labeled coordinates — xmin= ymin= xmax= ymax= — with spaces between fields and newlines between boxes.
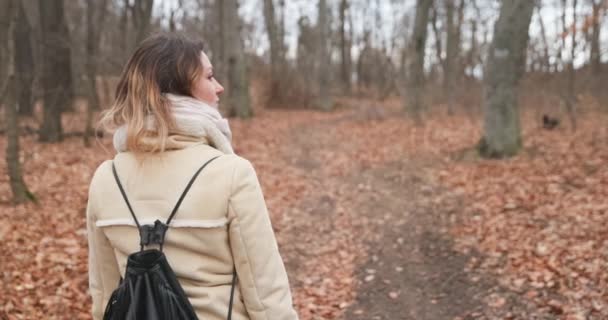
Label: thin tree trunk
xmin=465 ymin=0 xmax=479 ymax=77
xmin=444 ymin=0 xmax=455 ymax=114
xmin=220 ymin=0 xmax=252 ymax=118
xmin=296 ymin=17 xmax=316 ymax=87
xmin=263 ymin=0 xmax=281 ymax=77
xmin=348 ymin=5 xmax=355 ymax=92
xmin=202 ymin=0 xmax=220 ymax=62
xmin=4 ymin=78 xmax=33 ymax=204
xmin=132 ymin=0 xmax=154 ymax=45
xmin=455 ymin=0 xmax=465 ymax=75
xmin=404 ymin=0 xmax=433 ymax=123
xmin=479 ymin=0 xmax=535 ymax=158
xmin=537 ymin=5 xmax=551 ymax=72
xmin=263 ymin=0 xmax=286 ymax=103
xmin=14 ymin=3 xmax=34 ymax=116
xmin=84 ymin=0 xmax=108 ymax=147
xmin=39 ymin=0 xmax=72 ymax=142
xmin=316 ymin=0 xmax=332 ymax=110
xmin=2 ymin=0 xmax=34 ymax=204
xmin=560 ymin=0 xmax=577 ymax=130
xmin=279 ymin=0 xmax=286 ymax=58
xmin=567 ymin=0 xmax=578 ymax=130
xmin=0 ymin=1 xmax=9 ymax=85
xmin=19 ymin=0 xmax=41 ymax=96
xmin=339 ymin=0 xmax=351 ymax=94
xmin=590 ymin=0 xmax=602 ymax=73
xmin=430 ymin=3 xmax=444 ymax=75
xmin=216 ymin=0 xmax=226 ymax=84
xmin=121 ymin=0 xmax=130 ymax=60
xmin=443 ymin=0 xmax=465 ymax=115
xmin=168 ymin=6 xmax=177 ymax=32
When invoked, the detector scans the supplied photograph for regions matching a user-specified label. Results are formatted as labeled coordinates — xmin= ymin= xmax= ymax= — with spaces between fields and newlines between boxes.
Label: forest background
xmin=1 ymin=0 xmax=608 ymax=319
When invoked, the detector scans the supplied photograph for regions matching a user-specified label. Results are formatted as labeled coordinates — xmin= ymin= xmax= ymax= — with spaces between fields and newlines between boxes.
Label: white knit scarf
xmin=113 ymin=93 xmax=234 ymax=154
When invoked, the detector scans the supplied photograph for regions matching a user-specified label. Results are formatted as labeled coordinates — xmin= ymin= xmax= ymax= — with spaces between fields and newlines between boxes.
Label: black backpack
xmin=103 ymin=156 xmax=237 ymax=320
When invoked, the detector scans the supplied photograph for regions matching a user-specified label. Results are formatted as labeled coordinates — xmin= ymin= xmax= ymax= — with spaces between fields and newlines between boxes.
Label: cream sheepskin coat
xmin=86 ymin=139 xmax=299 ymax=320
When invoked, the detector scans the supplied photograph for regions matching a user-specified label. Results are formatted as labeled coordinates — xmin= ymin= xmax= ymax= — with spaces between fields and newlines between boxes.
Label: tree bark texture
xmin=263 ymin=0 xmax=282 ymax=77
xmin=405 ymin=0 xmax=433 ymax=123
xmin=84 ymin=0 xmax=108 ymax=147
xmin=443 ymin=0 xmax=464 ymax=114
xmin=339 ymin=0 xmax=352 ymax=94
xmin=263 ymin=0 xmax=288 ymax=103
xmin=479 ymin=0 xmax=535 ymax=158
xmin=220 ymin=0 xmax=252 ymax=118
xmin=2 ymin=0 xmax=33 ymax=204
xmin=14 ymin=3 xmax=35 ymax=116
xmin=316 ymin=0 xmax=332 ymax=111
xmin=589 ymin=0 xmax=602 ymax=73
xmin=566 ymin=0 xmax=578 ymax=130
xmin=39 ymin=0 xmax=73 ymax=142
xmin=132 ymin=0 xmax=154 ymax=45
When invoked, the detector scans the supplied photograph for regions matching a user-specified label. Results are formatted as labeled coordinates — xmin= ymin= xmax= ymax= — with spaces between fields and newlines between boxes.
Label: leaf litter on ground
xmin=1 ymin=98 xmax=607 ymax=319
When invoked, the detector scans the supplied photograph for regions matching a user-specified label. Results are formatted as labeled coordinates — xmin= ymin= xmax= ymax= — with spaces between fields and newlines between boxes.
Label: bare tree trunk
xmin=589 ymin=0 xmax=602 ymax=73
xmin=168 ymin=2 xmax=178 ymax=32
xmin=316 ymin=0 xmax=332 ymax=110
xmin=200 ymin=0 xmax=219 ymax=61
xmin=562 ymin=0 xmax=578 ymax=130
xmin=263 ymin=0 xmax=287 ymax=103
xmin=278 ymin=0 xmax=286 ymax=57
xmin=220 ymin=0 xmax=252 ymax=118
xmin=20 ymin=0 xmax=42 ymax=93
xmin=356 ymin=32 xmax=373 ymax=90
xmin=216 ymin=0 xmax=226 ymax=85
xmin=39 ymin=0 xmax=72 ymax=142
xmin=84 ymin=0 xmax=108 ymax=147
xmin=404 ymin=0 xmax=433 ymax=123
xmin=2 ymin=0 xmax=34 ymax=204
xmin=132 ymin=0 xmax=153 ymax=45
xmin=263 ymin=0 xmax=282 ymax=76
xmin=348 ymin=6 xmax=356 ymax=92
xmin=464 ymin=0 xmax=482 ymax=79
xmin=0 ymin=1 xmax=10 ymax=86
xmin=339 ymin=0 xmax=352 ymax=94
xmin=444 ymin=0 xmax=455 ymax=114
xmin=120 ymin=0 xmax=130 ymax=61
xmin=444 ymin=0 xmax=465 ymax=115
xmin=479 ymin=0 xmax=535 ymax=158
xmin=14 ymin=3 xmax=34 ymax=116
xmin=537 ymin=5 xmax=551 ymax=72
xmin=296 ymin=17 xmax=316 ymax=86
xmin=429 ymin=3 xmax=444 ymax=76
xmin=455 ymin=0 xmax=465 ymax=75
xmin=466 ymin=19 xmax=478 ymax=74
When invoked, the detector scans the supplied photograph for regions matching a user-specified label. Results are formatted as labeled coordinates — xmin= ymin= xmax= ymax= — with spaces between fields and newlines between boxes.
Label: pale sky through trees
xmin=156 ymin=0 xmax=607 ymax=69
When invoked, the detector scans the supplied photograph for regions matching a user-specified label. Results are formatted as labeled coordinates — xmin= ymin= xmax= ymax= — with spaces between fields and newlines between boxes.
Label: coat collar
xmin=135 ymin=134 xmax=211 ymax=152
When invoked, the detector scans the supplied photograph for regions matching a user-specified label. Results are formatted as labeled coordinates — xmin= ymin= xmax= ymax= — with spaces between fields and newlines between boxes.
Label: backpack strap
xmin=112 ymin=162 xmax=142 ymax=230
xmin=111 ymin=155 xmax=221 ymax=251
xmin=166 ymin=155 xmax=221 ymax=226
xmin=227 ymin=269 xmax=237 ymax=320
xmin=112 ymin=155 xmax=237 ymax=317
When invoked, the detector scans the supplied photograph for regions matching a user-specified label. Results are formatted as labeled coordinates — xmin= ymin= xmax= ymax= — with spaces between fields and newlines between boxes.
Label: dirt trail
xmin=279 ymin=109 xmax=548 ymax=320
xmin=341 ymin=160 xmax=543 ymax=320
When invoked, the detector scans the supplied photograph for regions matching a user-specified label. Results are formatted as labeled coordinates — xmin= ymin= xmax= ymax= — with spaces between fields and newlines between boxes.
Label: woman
xmin=86 ymin=33 xmax=298 ymax=320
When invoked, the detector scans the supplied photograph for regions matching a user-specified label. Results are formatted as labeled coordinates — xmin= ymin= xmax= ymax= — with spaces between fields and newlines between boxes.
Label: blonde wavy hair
xmin=99 ymin=33 xmax=206 ymax=153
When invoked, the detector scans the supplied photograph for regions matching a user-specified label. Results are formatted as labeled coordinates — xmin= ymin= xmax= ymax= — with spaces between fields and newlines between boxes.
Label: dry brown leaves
xmin=0 ymin=107 xmax=360 ymax=320
xmin=1 ymin=99 xmax=607 ymax=320
xmin=438 ymin=114 xmax=608 ymax=319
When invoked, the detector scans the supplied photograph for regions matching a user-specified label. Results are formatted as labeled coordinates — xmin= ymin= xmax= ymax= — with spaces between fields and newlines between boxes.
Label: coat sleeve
xmin=87 ymin=162 xmax=121 ymax=320
xmin=227 ymin=157 xmax=299 ymax=320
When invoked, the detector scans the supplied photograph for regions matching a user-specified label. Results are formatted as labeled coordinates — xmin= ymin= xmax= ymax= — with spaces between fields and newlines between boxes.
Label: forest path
xmin=277 ymin=107 xmax=542 ymax=320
